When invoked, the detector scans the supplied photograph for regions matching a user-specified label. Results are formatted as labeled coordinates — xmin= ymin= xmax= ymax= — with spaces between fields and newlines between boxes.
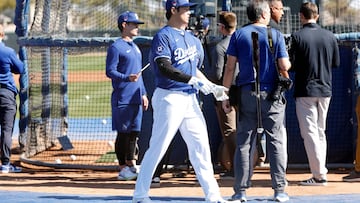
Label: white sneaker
xmin=132 ymin=197 xmax=152 ymax=203
xmin=208 ymin=198 xmax=240 ymax=203
xmin=117 ymin=166 xmax=137 ymax=180
xmin=117 ymin=174 xmax=125 ymax=180
xmin=1 ymin=164 xmax=22 ymax=173
xmin=130 ymin=165 xmax=139 ymax=173
xmin=274 ymin=191 xmax=289 ymax=202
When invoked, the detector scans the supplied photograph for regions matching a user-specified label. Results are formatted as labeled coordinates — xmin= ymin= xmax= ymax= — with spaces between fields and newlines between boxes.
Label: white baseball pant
xmin=133 ymin=87 xmax=222 ymax=201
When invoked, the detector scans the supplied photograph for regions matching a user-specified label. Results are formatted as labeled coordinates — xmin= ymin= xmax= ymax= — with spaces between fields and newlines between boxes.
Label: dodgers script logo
xmin=174 ymin=45 xmax=197 ymax=65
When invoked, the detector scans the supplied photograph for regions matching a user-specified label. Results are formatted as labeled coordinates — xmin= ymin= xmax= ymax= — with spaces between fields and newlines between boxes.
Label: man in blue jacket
xmin=0 ymin=25 xmax=24 ymax=173
xmin=106 ymin=11 xmax=149 ymax=181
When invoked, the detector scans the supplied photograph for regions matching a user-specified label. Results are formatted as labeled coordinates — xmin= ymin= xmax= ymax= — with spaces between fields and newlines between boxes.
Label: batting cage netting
xmin=13 ymin=0 xmax=360 ymax=170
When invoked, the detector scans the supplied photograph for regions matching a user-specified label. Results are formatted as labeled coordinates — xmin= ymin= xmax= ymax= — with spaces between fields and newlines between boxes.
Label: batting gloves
xmin=188 ymin=77 xmax=229 ymax=101
xmin=212 ymin=85 xmax=229 ymax=101
xmin=188 ymin=77 xmax=213 ymax=95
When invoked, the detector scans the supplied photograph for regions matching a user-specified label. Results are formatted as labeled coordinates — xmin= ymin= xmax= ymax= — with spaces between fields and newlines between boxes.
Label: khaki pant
xmin=296 ymin=97 xmax=331 ymax=180
xmin=355 ymin=95 xmax=360 ymax=171
xmin=214 ymin=101 xmax=237 ymax=171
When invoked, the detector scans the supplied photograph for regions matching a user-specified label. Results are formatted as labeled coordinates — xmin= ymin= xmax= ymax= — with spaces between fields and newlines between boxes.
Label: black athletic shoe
xmin=150 ymin=176 xmax=160 ymax=187
xmin=229 ymin=191 xmax=247 ymax=202
xmin=343 ymin=170 xmax=360 ymax=182
xmin=300 ymin=177 xmax=327 ymax=186
xmin=219 ymin=170 xmax=234 ymax=180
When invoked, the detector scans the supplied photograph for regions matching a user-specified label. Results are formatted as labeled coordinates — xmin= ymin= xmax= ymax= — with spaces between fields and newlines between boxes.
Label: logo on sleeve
xmin=156 ymin=45 xmax=164 ymax=54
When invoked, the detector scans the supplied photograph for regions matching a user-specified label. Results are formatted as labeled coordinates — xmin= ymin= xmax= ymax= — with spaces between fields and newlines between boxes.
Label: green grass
xmin=26 ymin=52 xmax=106 ymax=71
xmin=68 ymin=54 xmax=106 ymax=71
xmin=69 ymin=81 xmax=112 ymax=118
xmin=21 ymin=53 xmax=114 ymax=118
xmin=67 ymin=54 xmax=111 ymax=117
xmin=95 ymin=150 xmax=117 ymax=163
xmin=21 ymin=81 xmax=112 ymax=119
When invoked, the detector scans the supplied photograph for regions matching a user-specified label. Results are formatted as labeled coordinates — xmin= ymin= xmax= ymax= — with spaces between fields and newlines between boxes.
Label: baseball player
xmin=105 ymin=11 xmax=149 ymax=181
xmin=132 ymin=0 xmax=230 ymax=203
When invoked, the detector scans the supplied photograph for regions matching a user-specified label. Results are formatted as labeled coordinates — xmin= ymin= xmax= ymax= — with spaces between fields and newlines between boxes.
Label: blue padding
xmin=336 ymin=32 xmax=360 ymax=41
xmin=286 ymin=43 xmax=356 ymax=164
xmin=17 ymin=36 xmax=153 ymax=47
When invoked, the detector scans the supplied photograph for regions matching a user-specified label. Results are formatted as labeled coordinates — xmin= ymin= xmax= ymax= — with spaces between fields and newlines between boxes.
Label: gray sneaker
xmin=274 ymin=191 xmax=289 ymax=202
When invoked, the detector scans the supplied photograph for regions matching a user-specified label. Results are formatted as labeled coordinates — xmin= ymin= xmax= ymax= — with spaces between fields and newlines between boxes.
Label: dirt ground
xmin=0 ymin=151 xmax=359 ymax=198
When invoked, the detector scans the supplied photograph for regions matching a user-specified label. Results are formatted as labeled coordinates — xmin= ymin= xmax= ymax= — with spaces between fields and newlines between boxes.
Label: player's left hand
xmin=142 ymin=95 xmax=149 ymax=111
xmin=211 ymin=85 xmax=229 ymax=101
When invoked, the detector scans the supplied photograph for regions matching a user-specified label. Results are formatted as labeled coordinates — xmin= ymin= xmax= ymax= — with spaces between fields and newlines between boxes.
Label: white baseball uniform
xmin=133 ymin=25 xmax=223 ymax=201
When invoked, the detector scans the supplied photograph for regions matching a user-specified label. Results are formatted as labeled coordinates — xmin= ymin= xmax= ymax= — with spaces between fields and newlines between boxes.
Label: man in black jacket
xmin=289 ymin=2 xmax=340 ymax=186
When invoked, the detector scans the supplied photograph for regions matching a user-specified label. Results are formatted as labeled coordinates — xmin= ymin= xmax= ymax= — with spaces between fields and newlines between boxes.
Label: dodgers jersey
xmin=227 ymin=25 xmax=288 ymax=90
xmin=151 ymin=26 xmax=204 ymax=91
xmin=106 ymin=38 xmax=146 ymax=105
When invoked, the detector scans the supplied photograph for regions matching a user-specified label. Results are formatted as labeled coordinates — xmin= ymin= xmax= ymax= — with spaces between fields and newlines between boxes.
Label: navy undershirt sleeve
xmin=156 ymin=57 xmax=192 ymax=83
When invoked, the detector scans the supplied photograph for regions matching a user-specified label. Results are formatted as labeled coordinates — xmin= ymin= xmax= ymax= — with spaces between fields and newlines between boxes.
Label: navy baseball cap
xmin=165 ymin=0 xmax=197 ymax=11
xmin=118 ymin=11 xmax=144 ymax=25
xmin=202 ymin=17 xmax=210 ymax=30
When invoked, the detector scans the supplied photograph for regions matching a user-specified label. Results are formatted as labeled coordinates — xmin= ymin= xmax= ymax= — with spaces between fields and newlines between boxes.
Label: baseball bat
xmin=140 ymin=63 xmax=150 ymax=72
xmin=252 ymin=31 xmax=266 ymax=160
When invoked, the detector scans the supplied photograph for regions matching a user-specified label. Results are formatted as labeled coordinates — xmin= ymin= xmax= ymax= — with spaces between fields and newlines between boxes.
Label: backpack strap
xmin=267 ymin=25 xmax=280 ymax=76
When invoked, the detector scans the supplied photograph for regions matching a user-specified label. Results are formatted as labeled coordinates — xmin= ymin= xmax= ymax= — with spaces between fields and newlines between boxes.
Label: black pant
xmin=115 ymin=131 xmax=138 ymax=166
xmin=0 ymin=88 xmax=17 ymax=165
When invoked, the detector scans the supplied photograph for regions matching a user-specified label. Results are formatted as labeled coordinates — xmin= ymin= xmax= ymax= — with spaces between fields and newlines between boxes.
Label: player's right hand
xmin=129 ymin=74 xmax=139 ymax=82
xmin=188 ymin=77 xmax=213 ymax=95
